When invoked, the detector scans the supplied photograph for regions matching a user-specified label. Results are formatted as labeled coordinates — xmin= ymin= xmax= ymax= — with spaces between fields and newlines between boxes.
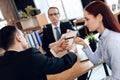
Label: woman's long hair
xmin=84 ymin=1 xmax=120 ymax=32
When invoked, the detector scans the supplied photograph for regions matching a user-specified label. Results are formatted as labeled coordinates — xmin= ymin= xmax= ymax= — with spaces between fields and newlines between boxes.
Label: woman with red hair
xmin=74 ymin=1 xmax=120 ymax=80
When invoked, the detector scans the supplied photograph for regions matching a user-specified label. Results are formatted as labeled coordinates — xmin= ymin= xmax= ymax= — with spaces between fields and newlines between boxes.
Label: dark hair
xmin=0 ymin=25 xmax=18 ymax=50
xmin=48 ymin=7 xmax=59 ymax=14
xmin=84 ymin=1 xmax=120 ymax=32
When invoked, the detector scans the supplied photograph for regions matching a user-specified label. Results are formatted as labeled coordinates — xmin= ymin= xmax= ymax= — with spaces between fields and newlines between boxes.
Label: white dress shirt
xmin=51 ymin=21 xmax=61 ymax=41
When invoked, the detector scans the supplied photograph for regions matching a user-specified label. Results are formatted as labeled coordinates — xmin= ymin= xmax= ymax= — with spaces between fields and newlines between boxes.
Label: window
xmin=0 ymin=9 xmax=4 ymax=20
xmin=60 ymin=0 xmax=84 ymax=19
xmin=0 ymin=9 xmax=7 ymax=29
xmin=105 ymin=0 xmax=119 ymax=13
xmin=34 ymin=0 xmax=84 ymax=21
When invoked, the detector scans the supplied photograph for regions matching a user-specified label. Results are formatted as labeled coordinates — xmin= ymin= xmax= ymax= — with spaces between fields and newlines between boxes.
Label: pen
xmin=65 ymin=36 xmax=74 ymax=40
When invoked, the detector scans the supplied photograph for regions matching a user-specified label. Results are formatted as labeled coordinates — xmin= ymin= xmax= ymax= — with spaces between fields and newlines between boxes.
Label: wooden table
xmin=47 ymin=59 xmax=95 ymax=80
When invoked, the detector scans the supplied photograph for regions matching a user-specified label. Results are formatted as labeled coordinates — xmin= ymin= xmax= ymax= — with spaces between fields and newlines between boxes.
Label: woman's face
xmin=84 ymin=10 xmax=101 ymax=32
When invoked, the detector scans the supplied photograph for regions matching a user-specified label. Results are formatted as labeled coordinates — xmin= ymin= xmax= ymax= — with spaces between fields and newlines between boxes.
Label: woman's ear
xmin=97 ymin=14 xmax=103 ymax=22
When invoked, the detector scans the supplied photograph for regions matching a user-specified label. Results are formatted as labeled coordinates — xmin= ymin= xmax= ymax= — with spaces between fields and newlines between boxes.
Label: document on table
xmin=49 ymin=30 xmax=89 ymax=61
xmin=61 ymin=30 xmax=78 ymax=45
xmin=49 ymin=31 xmax=78 ymax=57
xmin=76 ymin=44 xmax=88 ymax=61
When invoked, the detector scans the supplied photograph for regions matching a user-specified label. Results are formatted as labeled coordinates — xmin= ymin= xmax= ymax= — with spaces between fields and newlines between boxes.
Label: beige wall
xmin=0 ymin=0 xmax=15 ymax=25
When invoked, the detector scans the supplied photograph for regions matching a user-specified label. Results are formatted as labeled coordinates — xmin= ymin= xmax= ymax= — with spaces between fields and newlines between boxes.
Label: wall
xmin=0 ymin=0 xmax=15 ymax=25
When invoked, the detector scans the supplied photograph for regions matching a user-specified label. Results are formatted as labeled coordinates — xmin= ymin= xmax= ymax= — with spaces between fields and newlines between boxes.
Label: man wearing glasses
xmin=42 ymin=7 xmax=88 ymax=80
xmin=42 ymin=7 xmax=74 ymax=57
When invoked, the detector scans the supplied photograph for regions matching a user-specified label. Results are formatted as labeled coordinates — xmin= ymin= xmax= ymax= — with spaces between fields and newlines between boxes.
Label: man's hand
xmin=51 ymin=38 xmax=69 ymax=53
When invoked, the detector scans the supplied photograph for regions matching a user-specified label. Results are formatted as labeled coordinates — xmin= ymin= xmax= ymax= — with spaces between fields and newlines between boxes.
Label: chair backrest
xmin=114 ymin=11 xmax=120 ymax=24
xmin=73 ymin=18 xmax=85 ymax=27
xmin=118 ymin=14 xmax=120 ymax=23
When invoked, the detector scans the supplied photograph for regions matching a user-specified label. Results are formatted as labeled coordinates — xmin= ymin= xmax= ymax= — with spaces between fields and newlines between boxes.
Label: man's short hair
xmin=48 ymin=7 xmax=59 ymax=14
xmin=0 ymin=25 xmax=18 ymax=50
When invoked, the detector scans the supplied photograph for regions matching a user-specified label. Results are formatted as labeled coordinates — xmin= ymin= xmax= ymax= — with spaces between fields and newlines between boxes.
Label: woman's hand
xmin=74 ymin=37 xmax=88 ymax=48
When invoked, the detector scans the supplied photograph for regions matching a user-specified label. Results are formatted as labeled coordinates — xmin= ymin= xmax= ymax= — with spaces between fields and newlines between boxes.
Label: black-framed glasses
xmin=48 ymin=13 xmax=59 ymax=16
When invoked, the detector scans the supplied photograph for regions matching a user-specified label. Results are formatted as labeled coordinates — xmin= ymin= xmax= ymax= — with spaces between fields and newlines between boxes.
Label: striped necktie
xmin=55 ymin=27 xmax=61 ymax=40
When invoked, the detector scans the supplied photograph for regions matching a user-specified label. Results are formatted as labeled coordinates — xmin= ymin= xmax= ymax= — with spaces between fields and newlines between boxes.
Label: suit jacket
xmin=42 ymin=21 xmax=74 ymax=56
xmin=0 ymin=48 xmax=77 ymax=80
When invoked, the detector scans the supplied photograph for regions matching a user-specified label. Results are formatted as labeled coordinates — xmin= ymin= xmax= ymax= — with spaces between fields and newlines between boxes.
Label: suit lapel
xmin=60 ymin=22 xmax=68 ymax=34
xmin=49 ymin=24 xmax=56 ymax=42
xmin=60 ymin=22 xmax=64 ymax=34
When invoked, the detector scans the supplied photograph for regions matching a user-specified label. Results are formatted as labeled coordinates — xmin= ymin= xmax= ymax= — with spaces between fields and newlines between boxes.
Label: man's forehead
xmin=48 ymin=9 xmax=58 ymax=13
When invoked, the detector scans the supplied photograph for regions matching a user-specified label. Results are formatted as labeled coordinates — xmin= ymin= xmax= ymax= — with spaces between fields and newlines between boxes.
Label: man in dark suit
xmin=42 ymin=7 xmax=88 ymax=80
xmin=0 ymin=25 xmax=77 ymax=80
xmin=42 ymin=7 xmax=74 ymax=57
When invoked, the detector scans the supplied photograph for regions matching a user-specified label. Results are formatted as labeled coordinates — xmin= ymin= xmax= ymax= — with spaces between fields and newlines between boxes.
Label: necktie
xmin=55 ymin=27 xmax=61 ymax=40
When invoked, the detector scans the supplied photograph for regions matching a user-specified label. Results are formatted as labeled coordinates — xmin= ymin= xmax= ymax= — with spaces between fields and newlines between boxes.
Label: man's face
xmin=48 ymin=8 xmax=60 ymax=25
xmin=18 ymin=30 xmax=29 ymax=49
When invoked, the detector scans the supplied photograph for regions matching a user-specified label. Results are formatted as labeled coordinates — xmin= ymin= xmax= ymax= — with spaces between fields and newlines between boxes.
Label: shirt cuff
xmin=69 ymin=49 xmax=75 ymax=53
xmin=50 ymin=49 xmax=58 ymax=57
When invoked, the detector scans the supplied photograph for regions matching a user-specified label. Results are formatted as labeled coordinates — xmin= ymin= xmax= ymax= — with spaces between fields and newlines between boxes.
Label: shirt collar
xmin=99 ymin=28 xmax=110 ymax=41
xmin=52 ymin=21 xmax=60 ymax=28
